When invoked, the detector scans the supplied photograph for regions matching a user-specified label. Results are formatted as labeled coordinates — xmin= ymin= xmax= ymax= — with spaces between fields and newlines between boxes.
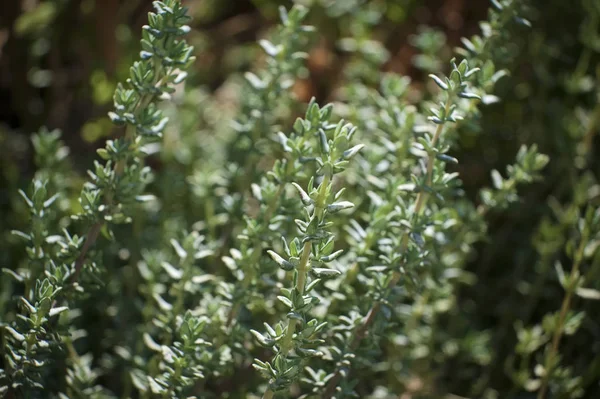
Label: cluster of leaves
xmin=252 ymin=108 xmax=363 ymax=397
xmin=500 ymin=2 xmax=600 ymax=398
xmin=1 ymin=0 xmax=598 ymax=398
xmin=1 ymin=0 xmax=196 ymax=396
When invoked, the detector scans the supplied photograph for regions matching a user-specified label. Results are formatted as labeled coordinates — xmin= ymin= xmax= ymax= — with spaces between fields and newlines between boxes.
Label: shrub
xmin=0 ymin=0 xmax=598 ymax=398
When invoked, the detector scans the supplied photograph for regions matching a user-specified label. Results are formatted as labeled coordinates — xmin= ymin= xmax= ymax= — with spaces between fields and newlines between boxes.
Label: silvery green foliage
xmin=220 ymin=5 xmax=316 ymax=329
xmin=227 ymin=5 xmax=315 ymax=185
xmin=410 ymin=26 xmax=448 ymax=74
xmin=480 ymin=144 xmax=549 ymax=210
xmin=314 ymin=2 xmax=546 ymax=397
xmin=231 ymin=5 xmax=314 ymax=151
xmin=127 ymin=231 xmax=213 ymax=398
xmin=319 ymin=57 xmax=489 ymax=399
xmin=510 ymin=208 xmax=600 ymax=399
xmin=251 ymin=105 xmax=363 ymax=397
xmin=505 ymin=3 xmax=600 ymax=398
xmin=5 ymin=1 xmax=598 ymax=398
xmin=1 ymin=0 xmax=194 ymax=396
xmin=335 ymin=1 xmax=389 ymax=85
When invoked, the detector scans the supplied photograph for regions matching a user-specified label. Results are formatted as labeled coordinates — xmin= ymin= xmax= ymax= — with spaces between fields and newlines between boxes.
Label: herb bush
xmin=0 ymin=0 xmax=599 ymax=398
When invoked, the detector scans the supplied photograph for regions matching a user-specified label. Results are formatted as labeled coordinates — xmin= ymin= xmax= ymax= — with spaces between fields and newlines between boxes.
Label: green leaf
xmin=135 ymin=194 xmax=157 ymax=203
xmin=259 ymin=39 xmax=281 ymax=57
xmin=170 ymin=239 xmax=188 ymax=259
xmin=576 ymin=287 xmax=600 ymax=300
xmin=43 ymin=193 xmax=59 ymax=209
xmin=311 ymin=268 xmax=341 ymax=278
xmin=4 ymin=326 xmax=25 ymax=342
xmin=436 ymin=153 xmax=458 ymax=164
xmin=291 ymin=183 xmax=313 ymax=205
xmin=18 ymin=189 xmax=33 ymax=208
xmin=147 ymin=377 xmax=166 ymax=394
xmin=49 ymin=306 xmax=68 ymax=317
xmin=464 ymin=67 xmax=481 ymax=78
xmin=458 ymin=91 xmax=481 ymax=100
xmin=342 ymin=144 xmax=365 ymax=160
xmin=305 ymin=279 xmax=322 ymax=292
xmin=429 ymin=74 xmax=448 ymax=90
xmin=161 ymin=261 xmax=183 ymax=280
xmin=327 ymin=201 xmax=354 ymax=213
xmin=320 ymin=249 xmax=344 ymax=262
xmin=20 ymin=297 xmax=37 ymax=314
xmin=2 ymin=268 xmax=25 ymax=283
xmin=130 ymin=370 xmax=149 ymax=392
xmin=245 ymin=72 xmax=266 ymax=90
xmin=277 ymin=295 xmax=294 ymax=309
xmin=296 ymin=347 xmax=323 ymax=358
xmin=491 ymin=170 xmax=504 ymax=189
xmin=143 ymin=333 xmax=162 ymax=352
xmin=10 ymin=230 xmax=31 ymax=242
xmin=268 ymin=250 xmax=294 ymax=271
xmin=108 ymin=111 xmax=125 ymax=125
xmin=250 ymin=329 xmax=275 ymax=347
xmin=153 ymin=293 xmax=173 ymax=311
xmin=318 ymin=129 xmax=330 ymax=155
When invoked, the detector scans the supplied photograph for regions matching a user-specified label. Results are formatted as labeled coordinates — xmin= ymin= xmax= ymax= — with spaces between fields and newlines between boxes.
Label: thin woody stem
xmin=68 ymin=70 xmax=168 ymax=284
xmin=226 ymin=183 xmax=287 ymax=327
xmin=70 ymin=222 xmax=102 ymax=283
xmin=263 ymin=173 xmax=330 ymax=398
xmin=537 ymin=235 xmax=587 ymax=399
xmin=322 ymin=97 xmax=453 ymax=399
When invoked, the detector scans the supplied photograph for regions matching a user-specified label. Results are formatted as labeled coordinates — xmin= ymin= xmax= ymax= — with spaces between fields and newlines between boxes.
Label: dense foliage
xmin=0 ymin=0 xmax=598 ymax=398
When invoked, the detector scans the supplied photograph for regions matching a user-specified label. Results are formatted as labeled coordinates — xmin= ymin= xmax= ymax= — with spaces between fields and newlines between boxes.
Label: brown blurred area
xmin=0 ymin=0 xmax=488 ymax=156
xmin=0 ymin=0 xmax=149 ymax=138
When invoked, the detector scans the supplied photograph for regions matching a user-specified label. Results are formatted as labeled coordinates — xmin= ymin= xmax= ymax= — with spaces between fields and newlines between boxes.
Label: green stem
xmin=583 ymin=101 xmax=600 ymax=157
xmin=322 ymin=96 xmax=453 ymax=399
xmin=173 ymin=259 xmax=192 ymax=317
xmin=73 ymin=65 xmax=170 ymax=285
xmin=264 ymin=172 xmax=329 ymax=397
xmin=227 ymin=183 xmax=287 ymax=328
xmin=261 ymin=241 xmax=311 ymax=399
xmin=263 ymin=388 xmax=275 ymax=399
xmin=412 ymin=96 xmax=452 ymax=220
xmin=537 ymin=234 xmax=587 ymax=399
xmin=573 ymin=47 xmax=591 ymax=83
xmin=280 ymin=240 xmax=312 ymax=354
xmin=315 ymin=173 xmax=331 ymax=221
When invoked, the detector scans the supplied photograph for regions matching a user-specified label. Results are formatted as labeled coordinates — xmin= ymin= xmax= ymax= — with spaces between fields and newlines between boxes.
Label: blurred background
xmin=1 ymin=0 xmax=599 ymax=397
xmin=0 ymin=0 xmax=493 ymax=165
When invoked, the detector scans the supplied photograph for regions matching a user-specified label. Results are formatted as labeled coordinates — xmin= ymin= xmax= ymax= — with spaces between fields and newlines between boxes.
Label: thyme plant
xmin=2 ymin=0 xmax=195 ymax=396
xmin=1 ymin=0 xmax=598 ymax=398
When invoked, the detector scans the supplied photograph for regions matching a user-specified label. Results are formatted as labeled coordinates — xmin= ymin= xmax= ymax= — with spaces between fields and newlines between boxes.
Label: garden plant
xmin=0 ymin=0 xmax=599 ymax=398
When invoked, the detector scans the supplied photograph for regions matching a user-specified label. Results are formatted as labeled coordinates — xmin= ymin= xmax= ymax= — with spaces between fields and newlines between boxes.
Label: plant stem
xmin=226 ymin=182 xmax=287 ymax=327
xmin=315 ymin=173 xmax=331 ymax=221
xmin=173 ymin=258 xmax=192 ymax=317
xmin=261 ymin=241 xmax=311 ymax=399
xmin=280 ymin=240 xmax=312 ymax=353
xmin=70 ymin=222 xmax=102 ymax=283
xmin=322 ymin=97 xmax=452 ymax=399
xmin=263 ymin=173 xmax=328 ymax=397
xmin=583 ymin=101 xmax=600 ymax=157
xmin=537 ymin=234 xmax=587 ymax=399
xmin=413 ymin=96 xmax=451 ymax=219
xmin=69 ymin=68 xmax=167 ymax=284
